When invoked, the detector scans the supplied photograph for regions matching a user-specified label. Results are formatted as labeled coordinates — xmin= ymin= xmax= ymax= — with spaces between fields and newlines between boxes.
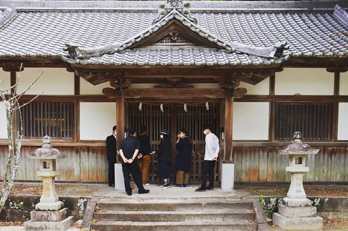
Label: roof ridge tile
xmin=334 ymin=4 xmax=348 ymax=25
xmin=0 ymin=6 xmax=16 ymax=28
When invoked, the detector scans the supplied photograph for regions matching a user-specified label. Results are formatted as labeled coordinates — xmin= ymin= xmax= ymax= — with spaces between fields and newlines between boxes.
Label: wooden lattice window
xmin=275 ymin=102 xmax=333 ymax=141
xmin=156 ymin=34 xmax=193 ymax=44
xmin=21 ymin=102 xmax=74 ymax=140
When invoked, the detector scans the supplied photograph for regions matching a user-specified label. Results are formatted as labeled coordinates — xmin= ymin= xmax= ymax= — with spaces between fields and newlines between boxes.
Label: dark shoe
xmin=138 ymin=189 xmax=150 ymax=194
xmin=207 ymin=187 xmax=214 ymax=191
xmin=195 ymin=187 xmax=206 ymax=192
xmin=185 ymin=184 xmax=189 ymax=187
xmin=109 ymin=184 xmax=115 ymax=187
xmin=127 ymin=192 xmax=132 ymax=196
xmin=177 ymin=184 xmax=184 ymax=187
xmin=163 ymin=183 xmax=170 ymax=189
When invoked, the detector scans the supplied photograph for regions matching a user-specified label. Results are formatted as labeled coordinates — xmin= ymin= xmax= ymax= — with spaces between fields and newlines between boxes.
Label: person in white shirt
xmin=195 ymin=124 xmax=219 ymax=192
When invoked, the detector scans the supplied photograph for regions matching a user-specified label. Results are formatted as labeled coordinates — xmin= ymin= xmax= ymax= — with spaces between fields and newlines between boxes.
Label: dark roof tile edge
xmin=0 ymin=7 xmax=16 ymax=28
xmin=334 ymin=4 xmax=348 ymax=25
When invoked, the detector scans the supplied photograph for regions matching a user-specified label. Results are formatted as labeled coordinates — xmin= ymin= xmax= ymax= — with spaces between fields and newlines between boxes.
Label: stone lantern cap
xmin=279 ymin=131 xmax=319 ymax=155
xmin=27 ymin=136 xmax=66 ymax=159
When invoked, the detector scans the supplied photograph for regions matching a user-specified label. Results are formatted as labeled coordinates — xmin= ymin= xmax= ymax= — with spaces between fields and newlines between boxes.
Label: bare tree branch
xmin=12 ymin=91 xmax=44 ymax=111
xmin=0 ymin=63 xmax=43 ymax=213
xmin=9 ymin=70 xmax=44 ymax=102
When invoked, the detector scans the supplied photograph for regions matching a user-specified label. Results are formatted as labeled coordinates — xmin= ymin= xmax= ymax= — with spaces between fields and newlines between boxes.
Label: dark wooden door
xmin=128 ymin=102 xmax=220 ymax=183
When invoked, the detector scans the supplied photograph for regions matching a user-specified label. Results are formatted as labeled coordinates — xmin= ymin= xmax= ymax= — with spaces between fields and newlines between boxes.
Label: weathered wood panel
xmin=233 ymin=146 xmax=348 ymax=183
xmin=1 ymin=145 xmax=347 ymax=183
xmin=258 ymin=148 xmax=268 ymax=182
xmin=56 ymin=147 xmax=81 ymax=182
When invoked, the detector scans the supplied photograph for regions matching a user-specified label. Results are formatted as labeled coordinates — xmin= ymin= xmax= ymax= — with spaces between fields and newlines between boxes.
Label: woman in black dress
xmin=151 ymin=129 xmax=172 ymax=188
xmin=175 ymin=129 xmax=192 ymax=187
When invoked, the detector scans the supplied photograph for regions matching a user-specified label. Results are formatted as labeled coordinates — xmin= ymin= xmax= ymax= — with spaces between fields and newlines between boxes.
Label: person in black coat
xmin=151 ymin=129 xmax=172 ymax=189
xmin=119 ymin=127 xmax=150 ymax=196
xmin=175 ymin=129 xmax=192 ymax=187
xmin=106 ymin=125 xmax=117 ymax=187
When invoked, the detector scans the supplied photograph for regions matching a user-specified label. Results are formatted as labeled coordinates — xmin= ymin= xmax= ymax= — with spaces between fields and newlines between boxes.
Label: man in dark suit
xmin=119 ymin=127 xmax=150 ymax=196
xmin=106 ymin=125 xmax=117 ymax=187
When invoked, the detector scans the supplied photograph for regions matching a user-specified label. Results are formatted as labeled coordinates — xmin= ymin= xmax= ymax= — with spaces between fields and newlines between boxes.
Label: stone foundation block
xmin=30 ymin=208 xmax=68 ymax=222
xmin=278 ymin=204 xmax=317 ymax=218
xmin=221 ymin=163 xmax=234 ymax=192
xmin=115 ymin=163 xmax=125 ymax=191
xmin=273 ymin=213 xmax=323 ymax=230
xmin=24 ymin=216 xmax=73 ymax=231
xmin=35 ymin=201 xmax=64 ymax=211
xmin=283 ymin=197 xmax=312 ymax=207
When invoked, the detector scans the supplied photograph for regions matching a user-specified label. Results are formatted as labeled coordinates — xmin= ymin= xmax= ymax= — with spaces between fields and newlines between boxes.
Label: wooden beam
xmin=17 ymin=95 xmax=114 ymax=102
xmin=75 ymin=100 xmax=80 ymax=142
xmin=74 ymin=74 xmax=80 ymax=96
xmin=235 ymin=95 xmax=348 ymax=102
xmin=124 ymin=88 xmax=226 ymax=99
xmin=269 ymin=74 xmax=275 ymax=95
xmin=223 ymin=94 xmax=233 ymax=163
xmin=334 ymin=71 xmax=340 ymax=96
xmin=116 ymin=94 xmax=125 ymax=162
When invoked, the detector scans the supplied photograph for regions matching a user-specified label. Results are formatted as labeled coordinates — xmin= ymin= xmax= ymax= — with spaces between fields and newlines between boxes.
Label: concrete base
xmin=221 ymin=163 xmax=234 ymax=192
xmin=273 ymin=213 xmax=323 ymax=230
xmin=30 ymin=208 xmax=68 ymax=222
xmin=278 ymin=204 xmax=316 ymax=218
xmin=283 ymin=197 xmax=312 ymax=207
xmin=35 ymin=201 xmax=64 ymax=211
xmin=115 ymin=163 xmax=125 ymax=192
xmin=24 ymin=216 xmax=73 ymax=231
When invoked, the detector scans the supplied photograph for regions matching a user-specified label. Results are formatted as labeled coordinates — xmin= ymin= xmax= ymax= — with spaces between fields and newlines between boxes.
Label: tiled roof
xmin=0 ymin=1 xmax=347 ymax=67
xmin=67 ymin=47 xmax=283 ymax=66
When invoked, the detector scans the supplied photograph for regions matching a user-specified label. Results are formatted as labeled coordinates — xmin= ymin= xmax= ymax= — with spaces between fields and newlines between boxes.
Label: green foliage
xmin=17 ymin=202 xmax=24 ymax=211
xmin=95 ymin=205 xmax=100 ymax=211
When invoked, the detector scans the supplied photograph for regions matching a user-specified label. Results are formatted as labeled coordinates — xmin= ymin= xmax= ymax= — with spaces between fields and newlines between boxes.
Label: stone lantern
xmin=24 ymin=136 xmax=73 ymax=231
xmin=273 ymin=131 xmax=323 ymax=230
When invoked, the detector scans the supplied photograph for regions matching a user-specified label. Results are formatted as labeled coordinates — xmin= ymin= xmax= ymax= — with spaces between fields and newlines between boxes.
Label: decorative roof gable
xmin=61 ymin=0 xmax=288 ymax=62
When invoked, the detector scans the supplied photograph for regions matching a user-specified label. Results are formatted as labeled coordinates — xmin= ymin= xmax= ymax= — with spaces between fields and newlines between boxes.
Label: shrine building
xmin=0 ymin=0 xmax=348 ymax=185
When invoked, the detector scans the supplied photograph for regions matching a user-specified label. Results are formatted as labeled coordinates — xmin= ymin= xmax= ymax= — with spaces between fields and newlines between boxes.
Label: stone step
xmin=96 ymin=199 xmax=254 ymax=211
xmin=94 ymin=210 xmax=255 ymax=222
xmin=92 ymin=220 xmax=258 ymax=231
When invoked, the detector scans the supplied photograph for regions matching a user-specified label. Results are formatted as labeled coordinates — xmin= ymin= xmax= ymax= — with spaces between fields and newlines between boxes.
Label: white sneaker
xmin=144 ymin=183 xmax=150 ymax=186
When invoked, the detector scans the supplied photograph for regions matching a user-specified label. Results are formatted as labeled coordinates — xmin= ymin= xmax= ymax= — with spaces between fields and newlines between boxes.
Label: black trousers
xmin=122 ymin=162 xmax=145 ymax=194
xmin=200 ymin=160 xmax=216 ymax=189
xmin=108 ymin=159 xmax=116 ymax=186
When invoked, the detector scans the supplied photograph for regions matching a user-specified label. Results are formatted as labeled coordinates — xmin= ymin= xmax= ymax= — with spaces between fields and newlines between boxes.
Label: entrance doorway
xmin=127 ymin=102 xmax=220 ymax=183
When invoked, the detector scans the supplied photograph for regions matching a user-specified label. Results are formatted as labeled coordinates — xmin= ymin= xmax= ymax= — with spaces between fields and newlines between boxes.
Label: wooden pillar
xmin=74 ymin=74 xmax=80 ymax=141
xmin=116 ymin=94 xmax=125 ymax=162
xmin=223 ymin=94 xmax=233 ymax=163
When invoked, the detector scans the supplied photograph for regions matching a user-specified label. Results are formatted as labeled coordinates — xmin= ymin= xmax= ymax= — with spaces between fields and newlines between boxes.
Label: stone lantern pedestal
xmin=273 ymin=132 xmax=323 ymax=230
xmin=24 ymin=136 xmax=73 ymax=231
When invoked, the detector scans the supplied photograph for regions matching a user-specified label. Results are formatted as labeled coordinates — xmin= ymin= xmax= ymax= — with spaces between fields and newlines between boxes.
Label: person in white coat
xmin=195 ymin=124 xmax=219 ymax=192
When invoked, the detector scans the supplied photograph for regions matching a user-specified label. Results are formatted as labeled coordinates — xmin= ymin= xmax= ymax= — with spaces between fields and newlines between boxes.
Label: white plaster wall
xmin=239 ymin=78 xmax=269 ymax=95
xmin=0 ymin=102 xmax=8 ymax=139
xmin=17 ymin=68 xmax=74 ymax=95
xmin=233 ymin=102 xmax=269 ymax=140
xmin=340 ymin=72 xmax=348 ymax=95
xmin=80 ymin=78 xmax=110 ymax=95
xmin=0 ymin=70 xmax=10 ymax=90
xmin=80 ymin=102 xmax=116 ymax=140
xmin=275 ymin=68 xmax=334 ymax=95
xmin=338 ymin=103 xmax=348 ymax=140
